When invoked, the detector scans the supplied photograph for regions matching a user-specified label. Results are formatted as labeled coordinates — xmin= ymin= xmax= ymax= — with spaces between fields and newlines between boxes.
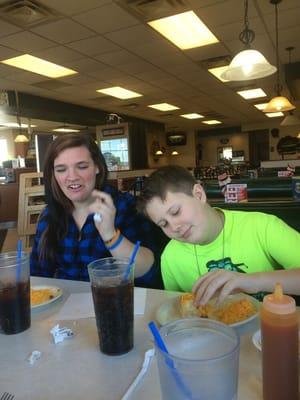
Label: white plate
xmin=156 ymin=293 xmax=260 ymax=328
xmin=252 ymin=329 xmax=300 ymax=357
xmin=31 ymin=285 xmax=63 ymax=308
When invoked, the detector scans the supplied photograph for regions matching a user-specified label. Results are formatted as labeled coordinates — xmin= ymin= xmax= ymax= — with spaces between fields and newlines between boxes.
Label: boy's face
xmin=145 ymin=184 xmax=214 ymax=244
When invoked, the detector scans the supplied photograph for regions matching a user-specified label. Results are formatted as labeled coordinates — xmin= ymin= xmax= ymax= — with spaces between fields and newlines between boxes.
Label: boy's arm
xmin=192 ymin=268 xmax=300 ymax=305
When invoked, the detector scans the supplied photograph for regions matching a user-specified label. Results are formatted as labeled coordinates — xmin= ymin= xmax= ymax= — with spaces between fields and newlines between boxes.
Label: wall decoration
xmin=166 ymin=132 xmax=186 ymax=146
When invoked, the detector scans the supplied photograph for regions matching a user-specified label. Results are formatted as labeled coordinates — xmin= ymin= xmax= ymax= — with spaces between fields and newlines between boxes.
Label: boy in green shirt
xmin=138 ymin=165 xmax=300 ymax=305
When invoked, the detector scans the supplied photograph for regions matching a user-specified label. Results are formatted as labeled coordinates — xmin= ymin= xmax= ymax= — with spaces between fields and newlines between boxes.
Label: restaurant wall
xmin=147 ymin=130 xmax=196 ymax=169
xmin=242 ymin=120 xmax=300 ymax=161
xmin=196 ymin=131 xmax=249 ymax=166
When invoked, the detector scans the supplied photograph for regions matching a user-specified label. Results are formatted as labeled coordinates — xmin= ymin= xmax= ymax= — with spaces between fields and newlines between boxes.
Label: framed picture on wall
xmin=166 ymin=132 xmax=186 ymax=146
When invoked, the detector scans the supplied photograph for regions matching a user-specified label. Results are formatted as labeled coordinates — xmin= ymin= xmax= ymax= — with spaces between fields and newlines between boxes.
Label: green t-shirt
xmin=161 ymin=209 xmax=300 ymax=292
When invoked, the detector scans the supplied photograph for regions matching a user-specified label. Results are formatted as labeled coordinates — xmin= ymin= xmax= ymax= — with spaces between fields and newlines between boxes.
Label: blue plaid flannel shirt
xmin=30 ymin=184 xmax=159 ymax=286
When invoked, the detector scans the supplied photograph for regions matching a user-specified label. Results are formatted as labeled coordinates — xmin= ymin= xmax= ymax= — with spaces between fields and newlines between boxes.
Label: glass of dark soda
xmin=0 ymin=251 xmax=31 ymax=335
xmin=88 ymin=257 xmax=134 ymax=355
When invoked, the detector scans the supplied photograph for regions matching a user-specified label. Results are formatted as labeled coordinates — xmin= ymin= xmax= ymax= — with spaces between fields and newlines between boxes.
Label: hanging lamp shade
xmin=264 ymin=96 xmax=296 ymax=113
xmin=264 ymin=0 xmax=296 ymax=114
xmin=221 ymin=49 xmax=276 ymax=81
xmin=14 ymin=134 xmax=29 ymax=143
xmin=280 ymin=111 xmax=300 ymax=126
xmin=221 ymin=0 xmax=276 ymax=82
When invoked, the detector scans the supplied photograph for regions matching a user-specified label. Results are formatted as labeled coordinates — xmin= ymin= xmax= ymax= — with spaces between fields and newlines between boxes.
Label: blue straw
xmin=16 ymin=239 xmax=22 ymax=282
xmin=122 ymin=240 xmax=141 ymax=281
xmin=148 ymin=321 xmax=192 ymax=399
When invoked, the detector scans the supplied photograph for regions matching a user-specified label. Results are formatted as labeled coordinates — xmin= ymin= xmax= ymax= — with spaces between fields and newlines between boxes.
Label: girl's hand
xmin=192 ymin=269 xmax=259 ymax=305
xmin=89 ymin=190 xmax=117 ymax=242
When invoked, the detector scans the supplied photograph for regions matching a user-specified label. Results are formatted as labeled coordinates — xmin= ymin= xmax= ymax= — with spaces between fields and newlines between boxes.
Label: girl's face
xmin=53 ymin=146 xmax=99 ymax=205
xmin=145 ymin=185 xmax=215 ymax=245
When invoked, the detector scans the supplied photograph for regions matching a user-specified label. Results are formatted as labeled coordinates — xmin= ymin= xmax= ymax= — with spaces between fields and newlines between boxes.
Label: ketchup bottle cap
xmin=263 ymin=283 xmax=296 ymax=314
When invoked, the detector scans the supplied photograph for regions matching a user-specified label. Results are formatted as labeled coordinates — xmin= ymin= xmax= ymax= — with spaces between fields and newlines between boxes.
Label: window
xmin=0 ymin=138 xmax=8 ymax=165
xmin=218 ymin=146 xmax=232 ymax=162
xmin=100 ymin=138 xmax=129 ymax=171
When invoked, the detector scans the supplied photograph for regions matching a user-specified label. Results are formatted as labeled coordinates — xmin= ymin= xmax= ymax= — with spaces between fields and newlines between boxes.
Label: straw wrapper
xmin=121 ymin=348 xmax=155 ymax=400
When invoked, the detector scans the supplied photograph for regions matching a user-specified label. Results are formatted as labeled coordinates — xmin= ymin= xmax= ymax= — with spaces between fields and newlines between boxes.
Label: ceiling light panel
xmin=148 ymin=103 xmax=179 ymax=111
xmin=148 ymin=11 xmax=219 ymax=50
xmin=254 ymin=103 xmax=268 ymax=110
xmin=1 ymin=54 xmax=77 ymax=78
xmin=208 ymin=66 xmax=230 ymax=82
xmin=0 ymin=122 xmax=36 ymax=128
xmin=97 ymin=86 xmax=142 ymax=99
xmin=265 ymin=112 xmax=284 ymax=118
xmin=53 ymin=127 xmax=80 ymax=132
xmin=237 ymin=88 xmax=267 ymax=100
xmin=180 ymin=113 xmax=204 ymax=119
xmin=202 ymin=120 xmax=222 ymax=125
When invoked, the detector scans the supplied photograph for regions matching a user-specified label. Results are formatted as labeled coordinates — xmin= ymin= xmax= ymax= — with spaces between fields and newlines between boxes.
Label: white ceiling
xmin=0 ymin=0 xmax=300 ymax=132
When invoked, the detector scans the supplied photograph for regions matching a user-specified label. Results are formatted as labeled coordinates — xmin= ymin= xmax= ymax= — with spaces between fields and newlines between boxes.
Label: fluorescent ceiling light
xmin=52 ymin=127 xmax=80 ymax=132
xmin=148 ymin=10 xmax=219 ymax=50
xmin=202 ymin=120 xmax=222 ymax=125
xmin=0 ymin=122 xmax=36 ymax=128
xmin=265 ymin=112 xmax=284 ymax=118
xmin=208 ymin=66 xmax=230 ymax=82
xmin=148 ymin=103 xmax=179 ymax=111
xmin=1 ymin=54 xmax=77 ymax=78
xmin=237 ymin=88 xmax=267 ymax=100
xmin=180 ymin=113 xmax=204 ymax=119
xmin=254 ymin=103 xmax=268 ymax=111
xmin=96 ymin=86 xmax=142 ymax=99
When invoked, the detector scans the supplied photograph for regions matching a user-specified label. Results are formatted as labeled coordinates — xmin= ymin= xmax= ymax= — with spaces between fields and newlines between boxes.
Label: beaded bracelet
xmin=106 ymin=233 xmax=124 ymax=251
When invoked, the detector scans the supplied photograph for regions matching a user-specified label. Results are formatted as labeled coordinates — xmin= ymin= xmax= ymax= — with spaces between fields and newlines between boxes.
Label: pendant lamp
xmin=221 ymin=0 xmax=276 ymax=81
xmin=14 ymin=90 xmax=29 ymax=143
xmin=264 ymin=0 xmax=296 ymax=113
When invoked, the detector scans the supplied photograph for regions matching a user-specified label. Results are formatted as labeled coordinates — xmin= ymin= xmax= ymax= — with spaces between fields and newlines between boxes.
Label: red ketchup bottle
xmin=261 ymin=283 xmax=299 ymax=400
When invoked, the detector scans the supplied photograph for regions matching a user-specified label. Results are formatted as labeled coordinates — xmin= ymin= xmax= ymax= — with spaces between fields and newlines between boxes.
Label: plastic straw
xmin=122 ymin=240 xmax=141 ymax=281
xmin=148 ymin=321 xmax=192 ymax=399
xmin=16 ymin=239 xmax=22 ymax=282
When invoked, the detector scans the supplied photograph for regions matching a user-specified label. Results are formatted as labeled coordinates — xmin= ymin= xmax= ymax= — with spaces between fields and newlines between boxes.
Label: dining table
xmin=0 ymin=276 xmax=264 ymax=400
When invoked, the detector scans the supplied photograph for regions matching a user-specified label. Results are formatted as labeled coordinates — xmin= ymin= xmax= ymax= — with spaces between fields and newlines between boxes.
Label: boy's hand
xmin=89 ymin=190 xmax=116 ymax=242
xmin=192 ymin=270 xmax=259 ymax=306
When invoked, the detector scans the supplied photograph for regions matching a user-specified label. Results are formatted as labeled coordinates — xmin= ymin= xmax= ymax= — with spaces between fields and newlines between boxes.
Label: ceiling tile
xmin=185 ymin=42 xmax=229 ymax=62
xmin=94 ymin=49 xmax=141 ymax=66
xmin=0 ymin=45 xmax=20 ymax=60
xmin=33 ymin=45 xmax=83 ymax=64
xmin=57 ymin=74 xmax=95 ymax=86
xmin=31 ymin=19 xmax=95 ymax=44
xmin=0 ymin=20 xmax=21 ymax=38
xmin=67 ymin=58 xmax=108 ymax=73
xmin=0 ymin=31 xmax=55 ymax=52
xmin=32 ymin=80 xmax=71 ymax=90
xmin=87 ymin=67 xmax=129 ymax=82
xmin=5 ymin=71 xmax=50 ymax=84
xmin=73 ymin=3 xmax=139 ymax=34
xmin=38 ymin=0 xmax=112 ymax=16
xmin=67 ymin=35 xmax=120 ymax=56
xmin=104 ymin=24 xmax=160 ymax=48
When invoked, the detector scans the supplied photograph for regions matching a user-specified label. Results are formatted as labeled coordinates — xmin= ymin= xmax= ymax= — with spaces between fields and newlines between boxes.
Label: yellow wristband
xmin=104 ymin=229 xmax=120 ymax=246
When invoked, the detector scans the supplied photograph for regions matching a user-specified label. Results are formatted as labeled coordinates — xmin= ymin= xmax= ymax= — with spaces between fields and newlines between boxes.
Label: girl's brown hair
xmin=39 ymin=133 xmax=108 ymax=263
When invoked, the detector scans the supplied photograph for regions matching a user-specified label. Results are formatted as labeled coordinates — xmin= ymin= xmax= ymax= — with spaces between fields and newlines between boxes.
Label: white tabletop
xmin=0 ymin=277 xmax=263 ymax=400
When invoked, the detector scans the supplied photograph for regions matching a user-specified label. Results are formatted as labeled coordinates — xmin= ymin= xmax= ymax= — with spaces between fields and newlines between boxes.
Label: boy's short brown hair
xmin=138 ymin=165 xmax=196 ymax=215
